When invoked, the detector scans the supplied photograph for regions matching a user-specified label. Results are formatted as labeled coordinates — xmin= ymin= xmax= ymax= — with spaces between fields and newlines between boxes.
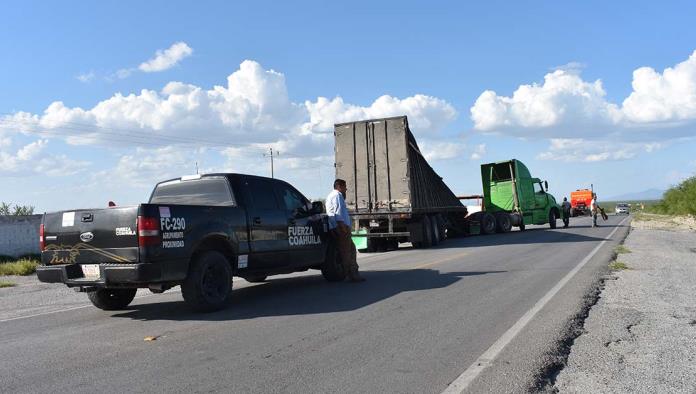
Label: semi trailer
xmin=334 ymin=116 xmax=468 ymax=251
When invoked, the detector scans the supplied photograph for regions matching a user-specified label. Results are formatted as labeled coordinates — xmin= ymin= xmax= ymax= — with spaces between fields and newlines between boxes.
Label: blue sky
xmin=2 ymin=1 xmax=696 ymax=211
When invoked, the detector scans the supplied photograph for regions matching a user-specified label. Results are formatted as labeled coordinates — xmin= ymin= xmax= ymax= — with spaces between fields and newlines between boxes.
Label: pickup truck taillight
xmin=39 ymin=223 xmax=45 ymax=251
xmin=137 ymin=216 xmax=161 ymax=247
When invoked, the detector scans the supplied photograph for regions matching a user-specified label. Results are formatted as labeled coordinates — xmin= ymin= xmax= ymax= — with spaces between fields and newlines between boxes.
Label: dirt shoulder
xmin=554 ymin=214 xmax=696 ymax=393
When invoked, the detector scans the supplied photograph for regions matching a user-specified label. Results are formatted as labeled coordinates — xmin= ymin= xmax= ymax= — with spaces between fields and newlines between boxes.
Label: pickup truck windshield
xmin=150 ymin=177 xmax=236 ymax=206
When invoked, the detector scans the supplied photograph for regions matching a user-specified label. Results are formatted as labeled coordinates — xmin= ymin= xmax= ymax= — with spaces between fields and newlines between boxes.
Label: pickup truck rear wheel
xmin=321 ymin=242 xmax=346 ymax=282
xmin=87 ymin=288 xmax=137 ymax=311
xmin=182 ymin=251 xmax=232 ymax=312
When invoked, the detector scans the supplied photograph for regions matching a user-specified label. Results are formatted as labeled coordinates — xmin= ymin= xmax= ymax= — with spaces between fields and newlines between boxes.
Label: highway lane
xmin=0 ymin=215 xmax=630 ymax=393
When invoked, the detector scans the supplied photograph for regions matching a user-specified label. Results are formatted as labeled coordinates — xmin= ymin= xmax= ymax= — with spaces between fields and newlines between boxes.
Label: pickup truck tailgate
xmin=42 ymin=206 xmax=139 ymax=265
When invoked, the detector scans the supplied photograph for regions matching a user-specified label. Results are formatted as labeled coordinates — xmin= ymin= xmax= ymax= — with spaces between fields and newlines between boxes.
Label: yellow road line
xmin=412 ymin=250 xmax=469 ymax=270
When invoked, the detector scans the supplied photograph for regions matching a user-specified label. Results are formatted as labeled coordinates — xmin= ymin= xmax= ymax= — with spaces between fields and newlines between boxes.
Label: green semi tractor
xmin=470 ymin=159 xmax=563 ymax=234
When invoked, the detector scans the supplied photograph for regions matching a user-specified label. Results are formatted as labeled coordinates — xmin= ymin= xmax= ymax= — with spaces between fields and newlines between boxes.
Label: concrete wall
xmin=0 ymin=215 xmax=42 ymax=258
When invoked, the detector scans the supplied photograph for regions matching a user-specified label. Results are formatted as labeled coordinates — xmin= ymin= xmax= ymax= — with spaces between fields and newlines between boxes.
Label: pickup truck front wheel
xmin=321 ymin=242 xmax=346 ymax=282
xmin=182 ymin=251 xmax=232 ymax=312
xmin=87 ymin=288 xmax=137 ymax=311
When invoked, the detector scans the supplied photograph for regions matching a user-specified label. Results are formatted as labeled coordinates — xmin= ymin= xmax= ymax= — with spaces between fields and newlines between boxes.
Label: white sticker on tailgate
xmin=62 ymin=212 xmax=75 ymax=227
xmin=81 ymin=264 xmax=100 ymax=280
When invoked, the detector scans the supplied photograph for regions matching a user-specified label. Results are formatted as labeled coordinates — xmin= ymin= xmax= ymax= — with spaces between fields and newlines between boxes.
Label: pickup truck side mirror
xmin=311 ymin=201 xmax=325 ymax=214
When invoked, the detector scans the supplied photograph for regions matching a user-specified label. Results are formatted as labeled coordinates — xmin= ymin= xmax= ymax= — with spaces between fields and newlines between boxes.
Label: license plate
xmin=81 ymin=264 xmax=100 ymax=279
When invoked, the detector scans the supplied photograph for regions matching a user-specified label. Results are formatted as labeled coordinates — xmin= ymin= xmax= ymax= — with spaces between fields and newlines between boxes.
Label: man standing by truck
xmin=562 ymin=197 xmax=571 ymax=228
xmin=326 ymin=179 xmax=365 ymax=282
xmin=591 ymin=193 xmax=599 ymax=227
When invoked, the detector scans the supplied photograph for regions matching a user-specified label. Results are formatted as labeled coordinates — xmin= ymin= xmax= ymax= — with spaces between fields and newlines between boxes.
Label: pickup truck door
xmin=243 ymin=177 xmax=290 ymax=268
xmin=274 ymin=182 xmax=325 ymax=266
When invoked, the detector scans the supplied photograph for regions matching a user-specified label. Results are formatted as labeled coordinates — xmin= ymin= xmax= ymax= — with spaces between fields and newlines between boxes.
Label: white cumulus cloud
xmin=470 ymin=49 xmax=696 ymax=141
xmin=0 ymin=139 xmax=89 ymax=176
xmin=536 ymin=138 xmax=664 ymax=162
xmin=470 ymin=143 xmax=486 ymax=160
xmin=139 ymin=42 xmax=193 ymax=73
xmin=1 ymin=60 xmax=457 ymax=166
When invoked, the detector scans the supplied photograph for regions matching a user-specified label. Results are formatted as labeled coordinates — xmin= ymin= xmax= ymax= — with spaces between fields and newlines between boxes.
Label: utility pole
xmin=264 ymin=148 xmax=279 ymax=178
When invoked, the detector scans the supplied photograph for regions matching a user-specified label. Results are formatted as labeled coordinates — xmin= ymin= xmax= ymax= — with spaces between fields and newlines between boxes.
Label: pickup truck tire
xmin=321 ymin=242 xmax=346 ymax=282
xmin=87 ymin=288 xmax=137 ymax=311
xmin=481 ymin=212 xmax=497 ymax=235
xmin=182 ymin=251 xmax=232 ymax=312
xmin=495 ymin=213 xmax=512 ymax=233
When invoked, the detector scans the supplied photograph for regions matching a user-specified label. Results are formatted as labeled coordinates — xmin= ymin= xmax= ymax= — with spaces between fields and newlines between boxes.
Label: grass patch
xmin=615 ymin=245 xmax=632 ymax=254
xmin=609 ymin=261 xmax=630 ymax=271
xmin=0 ymin=258 xmax=39 ymax=276
xmin=0 ymin=280 xmax=16 ymax=288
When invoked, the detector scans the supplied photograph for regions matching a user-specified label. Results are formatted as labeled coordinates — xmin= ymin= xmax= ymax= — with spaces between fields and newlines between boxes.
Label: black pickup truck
xmin=37 ymin=173 xmax=344 ymax=312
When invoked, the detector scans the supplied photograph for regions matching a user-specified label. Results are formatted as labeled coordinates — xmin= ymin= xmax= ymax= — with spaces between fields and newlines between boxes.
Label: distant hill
xmin=606 ymin=188 xmax=664 ymax=201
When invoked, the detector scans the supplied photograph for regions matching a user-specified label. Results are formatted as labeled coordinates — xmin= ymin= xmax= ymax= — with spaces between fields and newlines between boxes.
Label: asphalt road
xmin=1 ymin=215 xmax=630 ymax=394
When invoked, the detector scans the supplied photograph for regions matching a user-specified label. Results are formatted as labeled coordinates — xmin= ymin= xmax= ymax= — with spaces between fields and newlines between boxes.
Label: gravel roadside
xmin=554 ymin=215 xmax=696 ymax=393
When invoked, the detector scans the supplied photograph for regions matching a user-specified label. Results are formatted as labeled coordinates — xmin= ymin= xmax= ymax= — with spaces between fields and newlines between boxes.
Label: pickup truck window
xmin=277 ymin=183 xmax=306 ymax=211
xmin=150 ymin=177 xmax=236 ymax=206
xmin=248 ymin=179 xmax=279 ymax=210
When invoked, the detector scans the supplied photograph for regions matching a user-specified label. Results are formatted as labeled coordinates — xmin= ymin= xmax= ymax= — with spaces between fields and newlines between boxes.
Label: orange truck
xmin=570 ymin=189 xmax=593 ymax=217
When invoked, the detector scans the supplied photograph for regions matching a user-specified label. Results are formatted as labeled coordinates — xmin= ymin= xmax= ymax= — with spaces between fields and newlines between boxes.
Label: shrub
xmin=648 ymin=176 xmax=696 ymax=216
xmin=0 ymin=259 xmax=39 ymax=276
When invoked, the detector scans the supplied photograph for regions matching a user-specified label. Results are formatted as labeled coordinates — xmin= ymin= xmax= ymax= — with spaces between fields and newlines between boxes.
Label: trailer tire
xmin=182 ymin=251 xmax=232 ymax=312
xmin=495 ymin=213 xmax=512 ymax=233
xmin=549 ymin=210 xmax=557 ymax=229
xmin=413 ymin=216 xmax=433 ymax=249
xmin=87 ymin=288 xmax=137 ymax=310
xmin=430 ymin=215 xmax=441 ymax=246
xmin=321 ymin=242 xmax=346 ymax=282
xmin=481 ymin=212 xmax=497 ymax=235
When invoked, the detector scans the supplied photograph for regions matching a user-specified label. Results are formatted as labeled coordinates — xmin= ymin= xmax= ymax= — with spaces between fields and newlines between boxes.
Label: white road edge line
xmin=441 ymin=215 xmax=629 ymax=394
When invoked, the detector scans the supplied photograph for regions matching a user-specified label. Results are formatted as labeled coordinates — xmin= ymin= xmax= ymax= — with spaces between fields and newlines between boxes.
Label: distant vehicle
xmin=570 ymin=189 xmax=593 ymax=217
xmin=37 ymin=174 xmax=341 ymax=312
xmin=615 ymin=203 xmax=630 ymax=215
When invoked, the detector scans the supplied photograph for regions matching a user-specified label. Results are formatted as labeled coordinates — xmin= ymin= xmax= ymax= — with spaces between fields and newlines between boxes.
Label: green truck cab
xmin=476 ymin=159 xmax=562 ymax=233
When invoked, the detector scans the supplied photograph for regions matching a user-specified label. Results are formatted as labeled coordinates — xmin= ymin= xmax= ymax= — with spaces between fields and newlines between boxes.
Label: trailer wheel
xmin=481 ymin=212 xmax=497 ymax=235
xmin=495 ymin=213 xmax=512 ymax=233
xmin=430 ymin=215 xmax=441 ymax=246
xmin=182 ymin=251 xmax=232 ymax=312
xmin=549 ymin=210 xmax=557 ymax=229
xmin=321 ymin=241 xmax=346 ymax=282
xmin=413 ymin=216 xmax=433 ymax=249
xmin=87 ymin=288 xmax=137 ymax=311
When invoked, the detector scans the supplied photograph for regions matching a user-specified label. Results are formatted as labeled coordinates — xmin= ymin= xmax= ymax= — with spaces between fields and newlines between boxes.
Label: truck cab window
xmin=534 ymin=183 xmax=544 ymax=194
